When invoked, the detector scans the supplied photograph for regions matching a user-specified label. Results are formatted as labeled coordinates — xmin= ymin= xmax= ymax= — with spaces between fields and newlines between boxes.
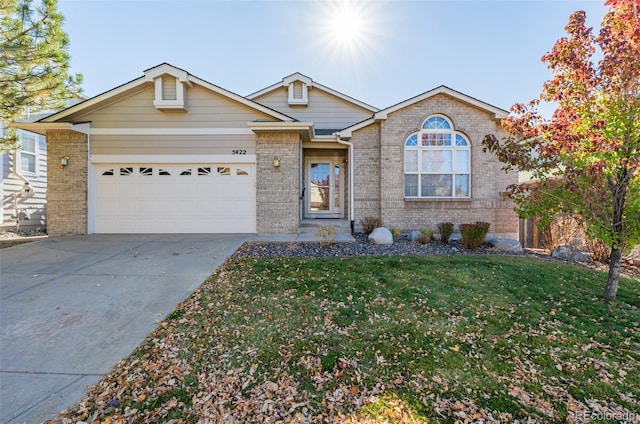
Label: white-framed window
xmin=18 ymin=132 xmax=37 ymax=174
xmin=404 ymin=115 xmax=470 ymax=198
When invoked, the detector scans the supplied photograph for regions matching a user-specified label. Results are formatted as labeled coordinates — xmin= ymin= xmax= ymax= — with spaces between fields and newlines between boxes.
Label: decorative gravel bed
xmin=233 ymin=233 xmax=519 ymax=259
xmin=233 ymin=234 xmax=640 ymax=279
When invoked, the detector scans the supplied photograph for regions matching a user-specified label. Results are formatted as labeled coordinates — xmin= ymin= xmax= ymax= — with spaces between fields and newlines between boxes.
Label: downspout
xmin=337 ymin=136 xmax=355 ymax=234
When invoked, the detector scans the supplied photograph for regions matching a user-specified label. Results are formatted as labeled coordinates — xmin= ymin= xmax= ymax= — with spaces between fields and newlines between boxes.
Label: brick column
xmin=46 ymin=130 xmax=88 ymax=236
xmin=255 ymin=132 xmax=300 ymax=234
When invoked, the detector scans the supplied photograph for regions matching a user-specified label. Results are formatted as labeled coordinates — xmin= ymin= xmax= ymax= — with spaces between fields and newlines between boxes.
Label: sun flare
xmin=322 ymin=0 xmax=370 ymax=51
xmin=326 ymin=2 xmax=367 ymax=46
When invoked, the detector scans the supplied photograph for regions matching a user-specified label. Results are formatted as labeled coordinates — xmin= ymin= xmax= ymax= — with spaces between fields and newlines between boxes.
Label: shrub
xmin=437 ymin=222 xmax=454 ymax=244
xmin=361 ymin=216 xmax=383 ymax=235
xmin=460 ymin=221 xmax=490 ymax=250
xmin=316 ymin=225 xmax=337 ymax=246
xmin=585 ymin=237 xmax=611 ymax=262
xmin=540 ymin=213 xmax=586 ymax=250
xmin=418 ymin=227 xmax=434 ymax=244
xmin=391 ymin=227 xmax=402 ymax=240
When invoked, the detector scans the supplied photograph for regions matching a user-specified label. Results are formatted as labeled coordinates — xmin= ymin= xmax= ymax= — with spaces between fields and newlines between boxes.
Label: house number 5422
xmin=232 ymin=149 xmax=246 ymax=155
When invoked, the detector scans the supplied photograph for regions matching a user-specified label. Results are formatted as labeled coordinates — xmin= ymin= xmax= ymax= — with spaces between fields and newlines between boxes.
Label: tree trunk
xmin=604 ymin=247 xmax=622 ymax=301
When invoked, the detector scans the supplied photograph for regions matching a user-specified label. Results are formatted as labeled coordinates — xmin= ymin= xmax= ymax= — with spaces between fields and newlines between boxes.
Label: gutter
xmin=336 ymin=136 xmax=355 ymax=234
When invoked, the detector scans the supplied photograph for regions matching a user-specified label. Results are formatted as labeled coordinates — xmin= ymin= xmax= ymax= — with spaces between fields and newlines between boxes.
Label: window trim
xmin=404 ymin=115 xmax=471 ymax=199
xmin=17 ymin=132 xmax=38 ymax=175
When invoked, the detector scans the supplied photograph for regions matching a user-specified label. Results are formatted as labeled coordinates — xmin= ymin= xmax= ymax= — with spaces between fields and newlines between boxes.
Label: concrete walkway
xmin=0 ymin=234 xmax=250 ymax=424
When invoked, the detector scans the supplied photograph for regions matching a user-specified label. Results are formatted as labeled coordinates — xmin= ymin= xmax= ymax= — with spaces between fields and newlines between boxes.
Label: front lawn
xmin=55 ymin=255 xmax=640 ymax=423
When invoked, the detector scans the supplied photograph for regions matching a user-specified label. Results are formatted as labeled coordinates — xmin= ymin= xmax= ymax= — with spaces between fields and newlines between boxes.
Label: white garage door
xmin=93 ymin=163 xmax=255 ymax=233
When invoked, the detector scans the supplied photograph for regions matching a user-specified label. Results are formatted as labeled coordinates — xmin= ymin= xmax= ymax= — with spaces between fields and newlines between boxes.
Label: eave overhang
xmin=9 ymin=121 xmax=91 ymax=136
xmin=248 ymin=121 xmax=315 ymax=143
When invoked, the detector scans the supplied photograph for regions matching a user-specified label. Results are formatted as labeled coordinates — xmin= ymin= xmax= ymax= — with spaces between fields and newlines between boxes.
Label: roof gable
xmin=248 ymin=72 xmax=378 ymax=113
xmin=39 ymin=63 xmax=295 ymax=123
xmin=339 ymin=85 xmax=508 ymax=138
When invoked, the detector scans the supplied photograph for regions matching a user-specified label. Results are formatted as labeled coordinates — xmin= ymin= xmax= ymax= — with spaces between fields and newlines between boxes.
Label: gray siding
xmin=253 ymin=87 xmax=372 ymax=130
xmin=90 ymin=134 xmax=256 ymax=156
xmin=1 ymin=132 xmax=47 ymax=231
xmin=68 ymin=85 xmax=278 ymax=129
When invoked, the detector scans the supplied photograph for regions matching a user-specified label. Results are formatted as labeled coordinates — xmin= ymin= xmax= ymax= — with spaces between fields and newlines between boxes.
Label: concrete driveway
xmin=0 ymin=234 xmax=251 ymax=424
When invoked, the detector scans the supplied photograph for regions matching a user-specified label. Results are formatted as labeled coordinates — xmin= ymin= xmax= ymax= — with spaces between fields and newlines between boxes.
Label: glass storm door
xmin=306 ymin=160 xmax=342 ymax=217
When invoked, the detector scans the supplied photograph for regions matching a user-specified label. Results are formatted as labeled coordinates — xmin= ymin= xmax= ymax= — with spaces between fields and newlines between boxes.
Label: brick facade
xmin=351 ymin=123 xmax=381 ymax=229
xmin=32 ymin=67 xmax=520 ymax=238
xmin=256 ymin=132 xmax=301 ymax=234
xmin=46 ymin=130 xmax=88 ymax=236
xmin=351 ymin=94 xmax=518 ymax=237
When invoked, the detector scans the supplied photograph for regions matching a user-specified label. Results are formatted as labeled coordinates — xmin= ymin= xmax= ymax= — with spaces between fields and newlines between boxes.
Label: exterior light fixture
xmin=60 ymin=156 xmax=69 ymax=168
xmin=273 ymin=156 xmax=280 ymax=168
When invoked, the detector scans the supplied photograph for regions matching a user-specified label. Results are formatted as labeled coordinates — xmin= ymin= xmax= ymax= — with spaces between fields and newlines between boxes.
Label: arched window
xmin=404 ymin=115 xmax=470 ymax=198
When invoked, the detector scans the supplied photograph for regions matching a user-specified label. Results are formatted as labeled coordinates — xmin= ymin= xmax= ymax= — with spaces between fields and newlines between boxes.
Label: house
xmin=12 ymin=63 xmax=518 ymax=238
xmin=1 ymin=127 xmax=47 ymax=232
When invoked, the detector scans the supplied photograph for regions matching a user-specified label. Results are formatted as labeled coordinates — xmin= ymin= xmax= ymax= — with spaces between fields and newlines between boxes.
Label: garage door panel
xmin=94 ymin=163 xmax=256 ymax=233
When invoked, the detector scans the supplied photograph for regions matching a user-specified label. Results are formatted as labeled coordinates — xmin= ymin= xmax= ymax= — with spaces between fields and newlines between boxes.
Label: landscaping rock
xmin=409 ymin=230 xmax=421 ymax=242
xmin=488 ymin=238 xmax=523 ymax=253
xmin=551 ymin=244 xmax=591 ymax=263
xmin=368 ymin=227 xmax=393 ymax=245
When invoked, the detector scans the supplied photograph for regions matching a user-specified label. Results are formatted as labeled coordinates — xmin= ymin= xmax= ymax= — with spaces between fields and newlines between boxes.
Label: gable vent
xmin=287 ymin=80 xmax=309 ymax=106
xmin=292 ymin=81 xmax=303 ymax=99
xmin=161 ymin=75 xmax=177 ymax=101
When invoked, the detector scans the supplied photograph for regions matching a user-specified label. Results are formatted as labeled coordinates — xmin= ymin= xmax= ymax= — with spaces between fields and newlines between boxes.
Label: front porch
xmin=298 ymin=218 xmax=354 ymax=242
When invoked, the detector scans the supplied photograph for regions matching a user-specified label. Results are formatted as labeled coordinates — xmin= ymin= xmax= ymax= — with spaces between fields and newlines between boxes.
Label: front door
xmin=305 ymin=159 xmax=343 ymax=218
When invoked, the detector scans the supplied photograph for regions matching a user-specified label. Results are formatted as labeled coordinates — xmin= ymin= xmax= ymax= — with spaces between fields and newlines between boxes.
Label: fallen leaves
xmin=49 ymin=255 xmax=640 ymax=423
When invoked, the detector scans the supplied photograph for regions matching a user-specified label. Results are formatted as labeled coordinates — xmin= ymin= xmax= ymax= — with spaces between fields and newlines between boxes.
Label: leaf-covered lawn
xmin=54 ymin=255 xmax=640 ymax=423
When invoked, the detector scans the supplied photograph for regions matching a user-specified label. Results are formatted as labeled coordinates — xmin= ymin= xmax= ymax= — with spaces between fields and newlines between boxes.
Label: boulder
xmin=551 ymin=244 xmax=591 ymax=263
xmin=409 ymin=230 xmax=421 ymax=242
xmin=488 ymin=238 xmax=523 ymax=253
xmin=368 ymin=227 xmax=393 ymax=245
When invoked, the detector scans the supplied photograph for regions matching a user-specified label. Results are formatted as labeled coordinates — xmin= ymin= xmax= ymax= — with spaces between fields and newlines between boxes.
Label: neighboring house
xmin=13 ymin=63 xmax=518 ymax=237
xmin=1 ymin=127 xmax=47 ymax=232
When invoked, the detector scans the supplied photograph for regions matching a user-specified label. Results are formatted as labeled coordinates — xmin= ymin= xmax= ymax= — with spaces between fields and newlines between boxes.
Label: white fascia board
xmin=247 ymin=72 xmax=313 ymax=99
xmin=337 ymin=117 xmax=377 ymax=139
xmin=39 ymin=77 xmax=148 ymax=123
xmin=380 ymin=86 xmax=508 ymax=121
xmin=248 ymin=121 xmax=314 ymax=142
xmin=248 ymin=121 xmax=314 ymax=130
xmin=311 ymin=81 xmax=378 ymax=112
xmin=90 ymin=154 xmax=256 ymax=164
xmin=9 ymin=122 xmax=74 ymax=135
xmin=89 ymin=127 xmax=254 ymax=136
xmin=283 ymin=73 xmax=312 ymax=86
xmin=246 ymin=81 xmax=281 ymax=99
xmin=144 ymin=63 xmax=190 ymax=84
xmin=189 ymin=75 xmax=295 ymax=122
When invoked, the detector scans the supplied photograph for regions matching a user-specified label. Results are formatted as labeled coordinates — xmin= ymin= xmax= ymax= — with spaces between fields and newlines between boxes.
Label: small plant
xmin=437 ymin=222 xmax=454 ymax=244
xmin=361 ymin=216 xmax=384 ymax=235
xmin=459 ymin=221 xmax=490 ymax=250
xmin=418 ymin=227 xmax=434 ymax=244
xmin=391 ymin=227 xmax=402 ymax=240
xmin=316 ymin=225 xmax=337 ymax=246
xmin=585 ymin=237 xmax=611 ymax=262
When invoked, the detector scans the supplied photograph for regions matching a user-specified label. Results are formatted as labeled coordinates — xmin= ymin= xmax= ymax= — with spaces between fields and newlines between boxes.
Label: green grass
xmin=56 ymin=255 xmax=640 ymax=423
xmin=0 ymin=240 xmax=31 ymax=249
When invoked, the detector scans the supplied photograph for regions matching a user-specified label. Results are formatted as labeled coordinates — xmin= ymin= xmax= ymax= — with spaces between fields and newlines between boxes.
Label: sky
xmin=57 ymin=0 xmax=609 ymax=117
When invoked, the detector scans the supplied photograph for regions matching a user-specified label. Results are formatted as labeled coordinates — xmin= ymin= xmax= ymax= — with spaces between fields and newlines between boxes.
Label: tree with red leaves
xmin=483 ymin=0 xmax=639 ymax=301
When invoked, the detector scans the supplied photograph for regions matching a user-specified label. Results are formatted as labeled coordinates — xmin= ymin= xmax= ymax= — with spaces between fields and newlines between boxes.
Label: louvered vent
xmin=162 ymin=76 xmax=177 ymax=100
xmin=293 ymin=81 xmax=303 ymax=99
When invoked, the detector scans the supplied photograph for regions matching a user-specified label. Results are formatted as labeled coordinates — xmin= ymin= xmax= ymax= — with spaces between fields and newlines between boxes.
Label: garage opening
xmin=93 ymin=163 xmax=256 ymax=233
